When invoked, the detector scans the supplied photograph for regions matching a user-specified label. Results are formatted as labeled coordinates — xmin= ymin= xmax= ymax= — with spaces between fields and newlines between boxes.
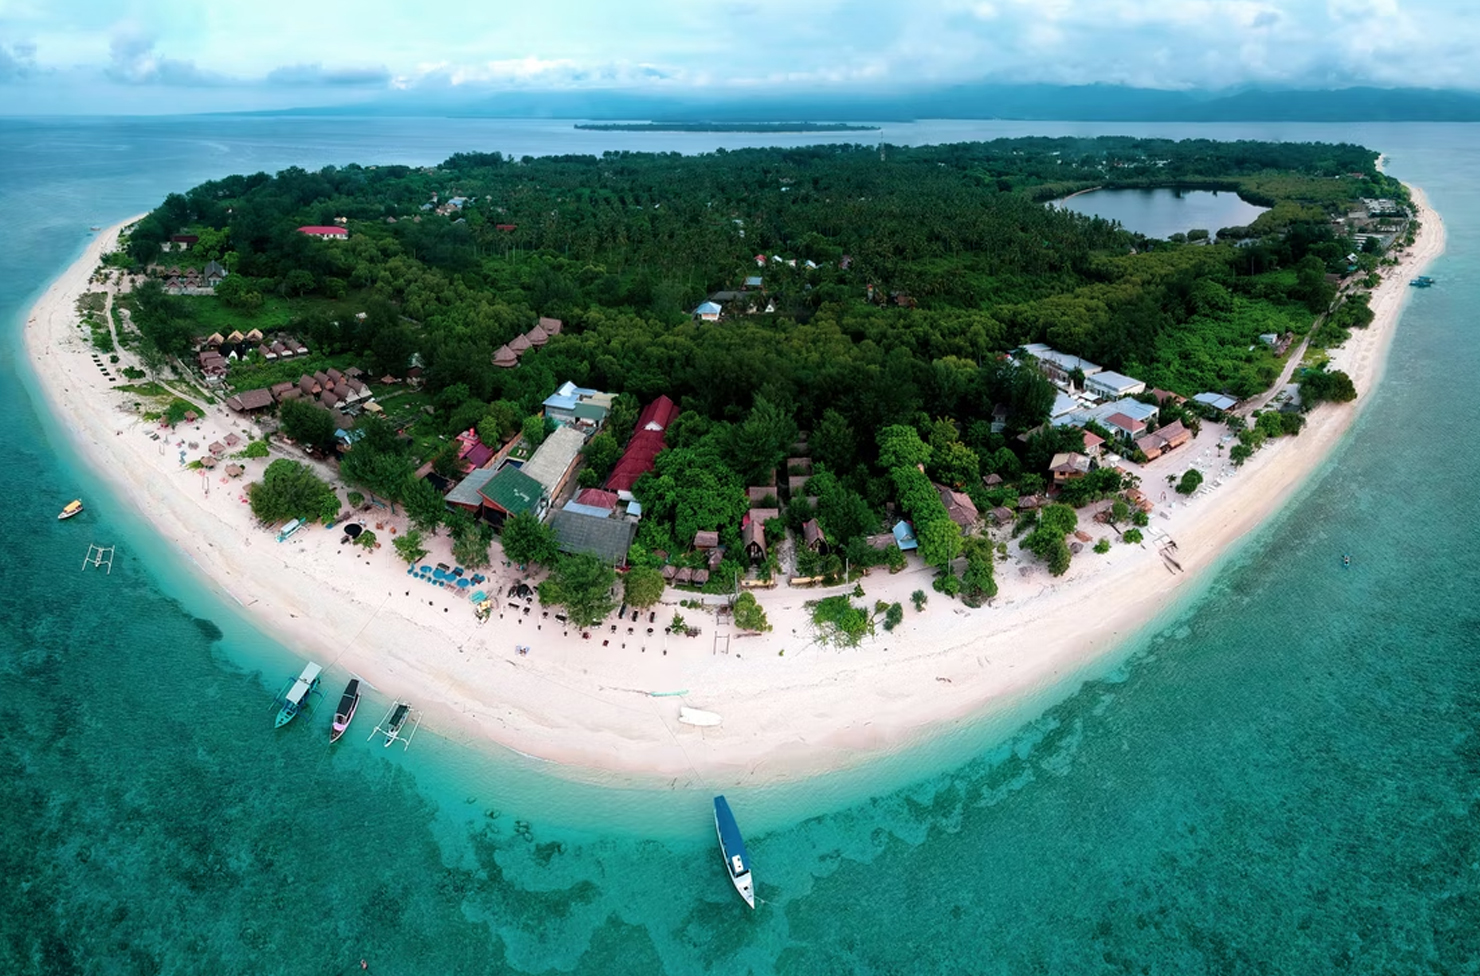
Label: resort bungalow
xmin=1082 ymin=430 xmax=1105 ymax=458
xmin=492 ymin=344 xmax=519 ymax=369
xmin=225 ymin=388 xmax=274 ymax=413
xmin=478 ymin=466 xmax=547 ymax=528
xmin=891 ymin=520 xmax=919 ymax=552
xmin=801 ymin=519 xmax=828 ymax=554
xmin=538 ymin=316 xmax=564 ymax=336
xmin=990 ymin=506 xmax=1015 ymax=527
xmin=204 ymin=260 xmax=228 ymax=286
xmin=1135 ymin=420 xmax=1191 ymax=460
xmin=742 ymin=517 xmax=767 ymax=562
xmin=549 ymin=510 xmax=637 ymax=567
xmin=1084 ymin=370 xmax=1147 ymax=400
xmin=525 ymin=323 xmax=550 ymax=348
xmin=297 ymin=225 xmax=349 ymax=239
xmin=936 ymin=485 xmax=979 ymax=530
xmin=445 ymin=465 xmax=502 ymax=516
xmin=1193 ymin=392 xmax=1240 ymax=412
xmin=1104 ymin=412 xmax=1147 ymax=442
xmin=692 ymin=301 xmax=723 ymax=322
xmin=269 ymin=381 xmax=296 ymax=402
xmin=747 ymin=486 xmax=779 ymax=507
xmin=694 ymin=530 xmax=720 ymax=551
xmin=1049 ymin=452 xmax=1091 ymax=483
xmin=562 ymin=488 xmax=620 ymax=520
xmin=542 ymin=381 xmax=613 ymax=427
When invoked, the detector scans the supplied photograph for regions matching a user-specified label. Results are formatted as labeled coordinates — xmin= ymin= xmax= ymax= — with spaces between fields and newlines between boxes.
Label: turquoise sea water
xmin=2 ymin=117 xmax=1476 ymax=974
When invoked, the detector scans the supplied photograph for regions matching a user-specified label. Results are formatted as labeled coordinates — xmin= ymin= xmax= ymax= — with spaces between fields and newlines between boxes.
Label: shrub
xmin=911 ymin=589 xmax=927 ymax=612
xmin=883 ymin=602 xmax=904 ymax=631
xmin=1094 ymin=538 xmax=1111 ymax=554
xmin=733 ymin=592 xmax=771 ymax=632
xmin=1176 ymin=469 xmax=1204 ymax=495
xmin=1123 ymin=528 xmax=1144 ymax=544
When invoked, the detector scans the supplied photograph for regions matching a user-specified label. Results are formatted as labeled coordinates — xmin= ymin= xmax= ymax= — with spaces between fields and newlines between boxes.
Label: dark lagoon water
xmin=1053 ymin=186 xmax=1269 ymax=239
xmin=1 ymin=117 xmax=1477 ymax=974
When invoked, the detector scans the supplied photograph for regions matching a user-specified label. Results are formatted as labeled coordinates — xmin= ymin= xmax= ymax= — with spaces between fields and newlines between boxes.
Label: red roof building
xmin=297 ymin=226 xmax=348 ymax=238
xmin=604 ymin=395 xmax=679 ymax=495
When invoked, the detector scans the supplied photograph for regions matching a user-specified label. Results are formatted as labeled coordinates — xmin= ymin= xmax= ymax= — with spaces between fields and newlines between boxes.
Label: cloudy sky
xmin=0 ymin=0 xmax=1476 ymax=113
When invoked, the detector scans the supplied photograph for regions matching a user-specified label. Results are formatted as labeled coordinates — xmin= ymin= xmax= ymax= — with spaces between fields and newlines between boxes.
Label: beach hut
xmin=538 ymin=316 xmax=563 ymax=335
xmin=661 ymin=565 xmax=678 ymax=580
xmin=509 ymin=333 xmax=532 ymax=355
xmin=225 ymin=463 xmax=244 ymax=478
xmin=224 ymin=432 xmax=241 ymax=447
xmin=200 ymin=455 xmax=217 ymax=469
xmin=492 ymin=345 xmax=518 ymax=369
xmin=674 ymin=567 xmax=694 ymax=585
xmin=208 ymin=441 xmax=226 ymax=456
xmin=183 ymin=410 xmax=198 ymax=423
xmin=526 ymin=323 xmax=550 ymax=347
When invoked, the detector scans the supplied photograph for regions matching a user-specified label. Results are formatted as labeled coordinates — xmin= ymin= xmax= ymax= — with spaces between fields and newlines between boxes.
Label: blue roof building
xmin=892 ymin=520 xmax=918 ymax=551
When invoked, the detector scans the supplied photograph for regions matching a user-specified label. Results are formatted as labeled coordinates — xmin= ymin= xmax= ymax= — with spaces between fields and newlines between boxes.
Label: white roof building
xmin=1084 ymin=370 xmax=1147 ymax=400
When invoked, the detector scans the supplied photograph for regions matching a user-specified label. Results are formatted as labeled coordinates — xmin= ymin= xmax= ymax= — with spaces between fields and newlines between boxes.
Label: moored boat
xmin=274 ymin=662 xmax=323 ymax=728
xmin=714 ymin=795 xmax=755 ymax=908
xmin=58 ymin=499 xmax=83 ymax=520
xmin=330 ymin=678 xmax=361 ymax=743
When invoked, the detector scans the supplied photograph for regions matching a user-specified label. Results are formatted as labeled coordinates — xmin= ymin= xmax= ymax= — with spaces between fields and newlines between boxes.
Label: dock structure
xmin=82 ymin=544 xmax=115 ymax=574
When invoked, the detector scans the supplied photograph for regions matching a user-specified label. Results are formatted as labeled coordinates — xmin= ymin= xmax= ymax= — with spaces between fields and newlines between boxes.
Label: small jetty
xmin=273 ymin=662 xmax=323 ymax=728
xmin=370 ymin=700 xmax=421 ymax=751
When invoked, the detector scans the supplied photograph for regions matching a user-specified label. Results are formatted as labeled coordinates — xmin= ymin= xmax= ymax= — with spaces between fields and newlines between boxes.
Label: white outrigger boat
xmin=714 ymin=795 xmax=755 ymax=909
xmin=273 ymin=662 xmax=323 ymax=728
xmin=679 ymin=706 xmax=722 ymax=727
xmin=369 ymin=700 xmax=422 ymax=751
xmin=58 ymin=499 xmax=84 ymax=520
xmin=329 ymin=677 xmax=362 ymax=744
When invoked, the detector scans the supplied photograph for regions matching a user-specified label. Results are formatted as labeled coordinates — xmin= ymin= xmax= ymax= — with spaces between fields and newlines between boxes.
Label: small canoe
xmin=58 ymin=499 xmax=83 ymax=520
xmin=679 ymin=707 xmax=722 ymax=728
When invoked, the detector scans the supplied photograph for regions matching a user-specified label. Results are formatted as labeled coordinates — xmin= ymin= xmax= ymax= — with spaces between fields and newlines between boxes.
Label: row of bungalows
xmin=229 ymin=368 xmax=370 ymax=414
xmin=257 ymin=337 xmax=310 ymax=361
xmin=492 ymin=317 xmax=562 ymax=369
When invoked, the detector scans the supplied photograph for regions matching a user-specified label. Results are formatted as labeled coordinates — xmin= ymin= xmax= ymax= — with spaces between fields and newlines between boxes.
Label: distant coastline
xmin=574 ymin=122 xmax=881 ymax=133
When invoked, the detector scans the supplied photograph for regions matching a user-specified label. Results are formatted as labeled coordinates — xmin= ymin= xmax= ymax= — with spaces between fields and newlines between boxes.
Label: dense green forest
xmin=123 ymin=136 xmax=1401 ymax=584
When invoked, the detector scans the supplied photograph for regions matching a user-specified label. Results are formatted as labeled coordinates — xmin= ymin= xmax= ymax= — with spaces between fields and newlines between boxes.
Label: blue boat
xmin=713 ymin=795 xmax=755 ymax=908
xmin=273 ymin=662 xmax=322 ymax=728
xmin=1409 ymin=275 xmax=1434 ymax=288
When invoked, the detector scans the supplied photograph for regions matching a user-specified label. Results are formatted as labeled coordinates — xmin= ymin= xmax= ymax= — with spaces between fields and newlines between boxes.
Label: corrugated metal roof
xmin=478 ymin=466 xmax=543 ymax=515
xmin=522 ymin=425 xmax=586 ymax=495
xmin=446 ymin=465 xmax=503 ymax=507
xmin=550 ymin=510 xmax=636 ymax=565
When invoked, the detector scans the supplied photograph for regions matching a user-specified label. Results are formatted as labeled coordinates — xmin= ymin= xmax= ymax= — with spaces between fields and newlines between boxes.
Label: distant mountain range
xmin=246 ymin=84 xmax=1480 ymax=124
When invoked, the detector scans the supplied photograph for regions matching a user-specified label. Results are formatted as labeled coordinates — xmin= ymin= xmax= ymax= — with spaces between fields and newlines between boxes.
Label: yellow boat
xmin=58 ymin=499 xmax=83 ymax=520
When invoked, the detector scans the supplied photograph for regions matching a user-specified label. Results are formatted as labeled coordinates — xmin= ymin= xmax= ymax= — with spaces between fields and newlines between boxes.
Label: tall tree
xmin=539 ymin=554 xmax=617 ymax=628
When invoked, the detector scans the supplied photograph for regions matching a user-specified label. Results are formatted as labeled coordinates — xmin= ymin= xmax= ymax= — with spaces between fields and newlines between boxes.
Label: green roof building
xmin=478 ymin=466 xmax=546 ymax=525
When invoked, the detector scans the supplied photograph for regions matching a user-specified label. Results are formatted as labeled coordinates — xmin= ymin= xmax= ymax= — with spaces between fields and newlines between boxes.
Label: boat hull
xmin=58 ymin=501 xmax=83 ymax=520
xmin=330 ymin=680 xmax=361 ymax=743
xmin=714 ymin=796 xmax=756 ymax=909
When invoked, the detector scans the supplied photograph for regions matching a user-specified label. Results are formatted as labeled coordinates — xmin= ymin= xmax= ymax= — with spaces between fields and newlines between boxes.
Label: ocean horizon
xmin=3 ymin=116 xmax=1476 ymax=974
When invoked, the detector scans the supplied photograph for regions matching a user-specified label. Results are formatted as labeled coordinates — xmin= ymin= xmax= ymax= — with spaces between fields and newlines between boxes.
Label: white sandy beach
xmin=22 ymin=190 xmax=1443 ymax=786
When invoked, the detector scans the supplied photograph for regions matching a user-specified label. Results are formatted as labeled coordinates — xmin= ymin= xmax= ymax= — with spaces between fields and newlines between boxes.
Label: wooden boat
xmin=679 ymin=706 xmax=722 ymax=727
xmin=329 ymin=678 xmax=361 ymax=743
xmin=714 ymin=795 xmax=756 ymax=908
xmin=274 ymin=662 xmax=323 ymax=728
xmin=370 ymin=700 xmax=421 ymax=751
xmin=58 ymin=499 xmax=83 ymax=520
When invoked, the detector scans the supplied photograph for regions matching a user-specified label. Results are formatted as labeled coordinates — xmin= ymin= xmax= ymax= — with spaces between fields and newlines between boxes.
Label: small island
xmin=575 ymin=122 xmax=881 ymax=133
xmin=24 ymin=136 xmax=1439 ymax=782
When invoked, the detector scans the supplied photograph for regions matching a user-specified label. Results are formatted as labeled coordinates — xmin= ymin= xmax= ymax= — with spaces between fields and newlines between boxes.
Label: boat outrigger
xmin=272 ymin=662 xmax=323 ymax=728
xmin=58 ymin=499 xmax=83 ymax=520
xmin=330 ymin=677 xmax=362 ymax=744
xmin=714 ymin=795 xmax=756 ymax=909
xmin=369 ymin=700 xmax=422 ymax=751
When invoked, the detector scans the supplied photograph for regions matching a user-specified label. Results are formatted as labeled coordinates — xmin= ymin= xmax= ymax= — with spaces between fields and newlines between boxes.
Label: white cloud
xmin=2 ymin=0 xmax=1480 ymax=112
